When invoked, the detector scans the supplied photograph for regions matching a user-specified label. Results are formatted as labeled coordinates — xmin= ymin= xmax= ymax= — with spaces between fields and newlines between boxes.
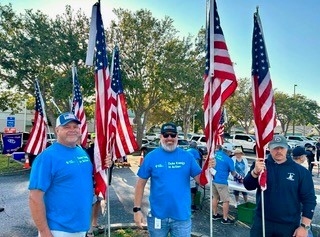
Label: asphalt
xmin=0 ymin=155 xmax=320 ymax=237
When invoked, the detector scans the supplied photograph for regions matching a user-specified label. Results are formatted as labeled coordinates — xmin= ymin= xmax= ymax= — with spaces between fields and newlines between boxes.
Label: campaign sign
xmin=6 ymin=116 xmax=15 ymax=128
xmin=2 ymin=133 xmax=23 ymax=154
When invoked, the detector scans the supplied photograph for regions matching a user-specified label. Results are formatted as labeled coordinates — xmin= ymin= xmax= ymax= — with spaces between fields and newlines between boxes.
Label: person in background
xmin=315 ymin=138 xmax=320 ymax=162
xmin=292 ymin=146 xmax=314 ymax=237
xmin=305 ymin=145 xmax=315 ymax=176
xmin=85 ymin=136 xmax=105 ymax=237
xmin=244 ymin=135 xmax=316 ymax=237
xmin=133 ymin=122 xmax=214 ymax=236
xmin=29 ymin=112 xmax=112 ymax=237
xmin=231 ymin=148 xmax=248 ymax=208
xmin=187 ymin=141 xmax=202 ymax=211
xmin=212 ymin=143 xmax=243 ymax=224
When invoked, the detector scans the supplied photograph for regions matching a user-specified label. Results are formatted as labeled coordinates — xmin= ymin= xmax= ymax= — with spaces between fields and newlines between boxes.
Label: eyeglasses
xmin=162 ymin=133 xmax=177 ymax=138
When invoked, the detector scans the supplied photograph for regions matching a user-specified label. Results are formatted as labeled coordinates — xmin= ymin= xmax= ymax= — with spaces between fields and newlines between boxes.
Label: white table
xmin=228 ymin=180 xmax=256 ymax=194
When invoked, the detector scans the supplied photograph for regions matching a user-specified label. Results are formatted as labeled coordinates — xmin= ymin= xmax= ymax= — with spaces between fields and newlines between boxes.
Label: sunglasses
xmin=162 ymin=133 xmax=177 ymax=138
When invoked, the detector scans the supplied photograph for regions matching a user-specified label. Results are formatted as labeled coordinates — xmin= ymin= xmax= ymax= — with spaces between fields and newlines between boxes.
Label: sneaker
xmin=212 ymin=213 xmax=223 ymax=220
xmin=235 ymin=202 xmax=240 ymax=209
xmin=221 ymin=218 xmax=235 ymax=224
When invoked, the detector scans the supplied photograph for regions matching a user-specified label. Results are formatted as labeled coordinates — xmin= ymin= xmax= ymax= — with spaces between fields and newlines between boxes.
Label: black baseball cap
xmin=160 ymin=122 xmax=177 ymax=134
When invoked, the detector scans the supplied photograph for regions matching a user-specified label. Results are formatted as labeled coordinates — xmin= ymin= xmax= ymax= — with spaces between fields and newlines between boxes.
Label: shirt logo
xmin=286 ymin=173 xmax=295 ymax=181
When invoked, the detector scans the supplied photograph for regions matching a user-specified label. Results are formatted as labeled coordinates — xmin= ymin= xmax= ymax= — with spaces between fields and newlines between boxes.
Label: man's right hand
xmin=134 ymin=211 xmax=146 ymax=229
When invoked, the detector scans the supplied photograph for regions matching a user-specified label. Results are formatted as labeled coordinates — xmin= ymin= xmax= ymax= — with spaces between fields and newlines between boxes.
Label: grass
xmin=95 ymin=228 xmax=148 ymax=237
xmin=0 ymin=154 xmax=26 ymax=174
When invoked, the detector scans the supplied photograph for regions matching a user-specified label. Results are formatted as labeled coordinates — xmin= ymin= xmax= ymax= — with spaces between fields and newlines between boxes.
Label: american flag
xmin=87 ymin=3 xmax=110 ymax=198
xmin=71 ymin=66 xmax=88 ymax=148
xmin=251 ymin=11 xmax=276 ymax=191
xmin=215 ymin=108 xmax=225 ymax=146
xmin=200 ymin=0 xmax=237 ymax=186
xmin=111 ymin=45 xmax=139 ymax=158
xmin=203 ymin=0 xmax=237 ymax=157
xmin=24 ymin=80 xmax=48 ymax=155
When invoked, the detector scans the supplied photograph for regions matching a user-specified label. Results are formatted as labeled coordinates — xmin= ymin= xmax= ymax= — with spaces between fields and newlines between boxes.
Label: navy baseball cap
xmin=56 ymin=112 xmax=81 ymax=127
xmin=292 ymin=146 xmax=307 ymax=157
xmin=161 ymin=122 xmax=177 ymax=134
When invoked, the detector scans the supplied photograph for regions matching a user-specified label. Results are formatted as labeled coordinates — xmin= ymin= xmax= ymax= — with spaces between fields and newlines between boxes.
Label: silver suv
xmin=286 ymin=135 xmax=316 ymax=148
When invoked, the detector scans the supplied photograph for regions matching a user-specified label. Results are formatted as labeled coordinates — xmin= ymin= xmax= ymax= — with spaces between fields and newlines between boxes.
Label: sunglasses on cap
xmin=162 ymin=133 xmax=177 ymax=138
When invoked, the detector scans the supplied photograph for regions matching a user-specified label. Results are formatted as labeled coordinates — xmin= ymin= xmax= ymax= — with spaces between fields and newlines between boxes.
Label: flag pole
xmin=207 ymin=1 xmax=213 ymax=235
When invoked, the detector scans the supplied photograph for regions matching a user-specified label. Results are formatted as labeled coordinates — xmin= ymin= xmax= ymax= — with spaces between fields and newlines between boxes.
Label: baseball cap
xmin=222 ymin=143 xmax=234 ymax=152
xmin=161 ymin=122 xmax=177 ymax=134
xmin=292 ymin=146 xmax=307 ymax=157
xmin=268 ymin=135 xmax=288 ymax=150
xmin=56 ymin=112 xmax=81 ymax=128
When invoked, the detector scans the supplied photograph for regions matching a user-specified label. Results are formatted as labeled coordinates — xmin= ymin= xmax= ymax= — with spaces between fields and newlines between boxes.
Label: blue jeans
xmin=147 ymin=214 xmax=191 ymax=237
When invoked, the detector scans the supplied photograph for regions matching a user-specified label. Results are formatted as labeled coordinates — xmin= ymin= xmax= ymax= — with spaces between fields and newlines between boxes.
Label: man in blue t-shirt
xmin=133 ymin=122 xmax=213 ymax=237
xmin=212 ymin=143 xmax=241 ymax=224
xmin=29 ymin=112 xmax=111 ymax=237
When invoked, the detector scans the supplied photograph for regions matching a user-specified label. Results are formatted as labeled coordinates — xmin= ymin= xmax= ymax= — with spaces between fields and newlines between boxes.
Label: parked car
xmin=229 ymin=134 xmax=256 ymax=153
xmin=144 ymin=133 xmax=160 ymax=141
xmin=286 ymin=135 xmax=316 ymax=148
xmin=189 ymin=134 xmax=240 ymax=151
xmin=140 ymin=138 xmax=191 ymax=155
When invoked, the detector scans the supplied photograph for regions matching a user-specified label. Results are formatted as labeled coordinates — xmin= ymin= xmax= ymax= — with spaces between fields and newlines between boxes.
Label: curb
xmin=0 ymin=168 xmax=30 ymax=177
xmin=104 ymin=223 xmax=208 ymax=237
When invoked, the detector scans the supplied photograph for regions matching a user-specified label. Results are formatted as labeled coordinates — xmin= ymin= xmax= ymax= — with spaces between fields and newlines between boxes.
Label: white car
xmin=144 ymin=133 xmax=160 ymax=141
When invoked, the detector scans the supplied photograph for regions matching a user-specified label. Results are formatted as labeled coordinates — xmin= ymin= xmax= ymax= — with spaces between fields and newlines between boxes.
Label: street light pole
xmin=293 ymin=84 xmax=297 ymax=135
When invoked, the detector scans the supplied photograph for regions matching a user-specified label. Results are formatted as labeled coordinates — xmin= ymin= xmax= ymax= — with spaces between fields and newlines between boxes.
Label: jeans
xmin=147 ymin=213 xmax=191 ymax=237
xmin=39 ymin=231 xmax=86 ymax=237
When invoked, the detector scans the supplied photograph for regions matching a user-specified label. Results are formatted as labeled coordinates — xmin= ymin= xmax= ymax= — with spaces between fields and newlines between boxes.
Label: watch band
xmin=133 ymin=207 xmax=141 ymax=213
xmin=300 ymin=223 xmax=311 ymax=230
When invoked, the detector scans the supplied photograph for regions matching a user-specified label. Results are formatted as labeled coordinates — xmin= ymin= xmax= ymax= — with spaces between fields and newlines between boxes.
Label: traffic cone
xmin=23 ymin=155 xmax=30 ymax=169
xmin=139 ymin=151 xmax=144 ymax=167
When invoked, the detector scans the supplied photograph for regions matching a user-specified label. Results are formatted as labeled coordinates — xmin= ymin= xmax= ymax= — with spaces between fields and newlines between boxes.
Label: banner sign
xmin=2 ymin=133 xmax=23 ymax=154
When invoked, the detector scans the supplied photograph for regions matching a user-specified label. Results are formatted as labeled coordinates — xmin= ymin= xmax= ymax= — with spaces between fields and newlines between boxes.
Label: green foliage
xmin=0 ymin=155 xmax=25 ymax=174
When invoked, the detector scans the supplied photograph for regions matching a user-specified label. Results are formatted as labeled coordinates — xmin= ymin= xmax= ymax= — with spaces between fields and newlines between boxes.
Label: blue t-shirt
xmin=138 ymin=147 xmax=201 ymax=220
xmin=29 ymin=143 xmax=93 ymax=232
xmin=187 ymin=148 xmax=201 ymax=162
xmin=213 ymin=150 xmax=235 ymax=185
xmin=235 ymin=159 xmax=246 ymax=177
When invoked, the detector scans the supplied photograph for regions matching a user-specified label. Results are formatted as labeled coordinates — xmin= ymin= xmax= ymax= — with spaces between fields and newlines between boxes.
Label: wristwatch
xmin=300 ymin=223 xmax=311 ymax=230
xmin=133 ymin=207 xmax=141 ymax=213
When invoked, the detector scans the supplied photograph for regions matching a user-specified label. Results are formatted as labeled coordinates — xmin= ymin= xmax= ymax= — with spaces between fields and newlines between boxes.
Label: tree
xmin=0 ymin=4 xmax=94 ymax=125
xmin=108 ymin=9 xmax=203 ymax=144
xmin=225 ymin=78 xmax=253 ymax=133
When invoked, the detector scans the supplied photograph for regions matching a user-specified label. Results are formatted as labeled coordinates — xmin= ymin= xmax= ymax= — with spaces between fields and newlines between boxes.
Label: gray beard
xmin=160 ymin=140 xmax=177 ymax=152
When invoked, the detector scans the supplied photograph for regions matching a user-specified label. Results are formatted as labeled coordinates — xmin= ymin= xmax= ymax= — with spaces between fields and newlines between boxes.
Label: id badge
xmin=154 ymin=217 xmax=161 ymax=229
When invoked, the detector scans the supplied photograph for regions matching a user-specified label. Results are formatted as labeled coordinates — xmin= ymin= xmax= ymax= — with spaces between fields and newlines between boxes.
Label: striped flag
xmin=215 ymin=108 xmax=225 ymax=146
xmin=86 ymin=2 xmax=110 ymax=198
xmin=71 ymin=66 xmax=88 ymax=148
xmin=203 ymin=0 xmax=237 ymax=157
xmin=24 ymin=80 xmax=48 ymax=155
xmin=251 ymin=10 xmax=276 ymax=191
xmin=200 ymin=0 xmax=237 ymax=185
xmin=111 ymin=45 xmax=139 ymax=158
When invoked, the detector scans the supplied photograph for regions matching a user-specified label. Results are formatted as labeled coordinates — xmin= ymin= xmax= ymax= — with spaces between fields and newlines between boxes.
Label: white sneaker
xmin=235 ymin=202 xmax=240 ymax=209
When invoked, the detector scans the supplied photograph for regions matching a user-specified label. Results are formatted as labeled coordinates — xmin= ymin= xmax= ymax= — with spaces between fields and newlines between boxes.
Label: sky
xmin=2 ymin=0 xmax=320 ymax=104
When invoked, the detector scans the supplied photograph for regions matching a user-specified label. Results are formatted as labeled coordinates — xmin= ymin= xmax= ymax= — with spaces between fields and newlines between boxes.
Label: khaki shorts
xmin=212 ymin=182 xmax=230 ymax=202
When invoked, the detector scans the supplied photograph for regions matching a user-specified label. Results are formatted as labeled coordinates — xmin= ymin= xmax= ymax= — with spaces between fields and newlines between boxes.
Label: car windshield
xmin=178 ymin=140 xmax=189 ymax=145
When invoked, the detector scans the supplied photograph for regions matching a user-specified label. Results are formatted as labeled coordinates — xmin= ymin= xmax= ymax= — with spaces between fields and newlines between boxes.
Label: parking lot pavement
xmin=0 ymin=154 xmax=319 ymax=237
